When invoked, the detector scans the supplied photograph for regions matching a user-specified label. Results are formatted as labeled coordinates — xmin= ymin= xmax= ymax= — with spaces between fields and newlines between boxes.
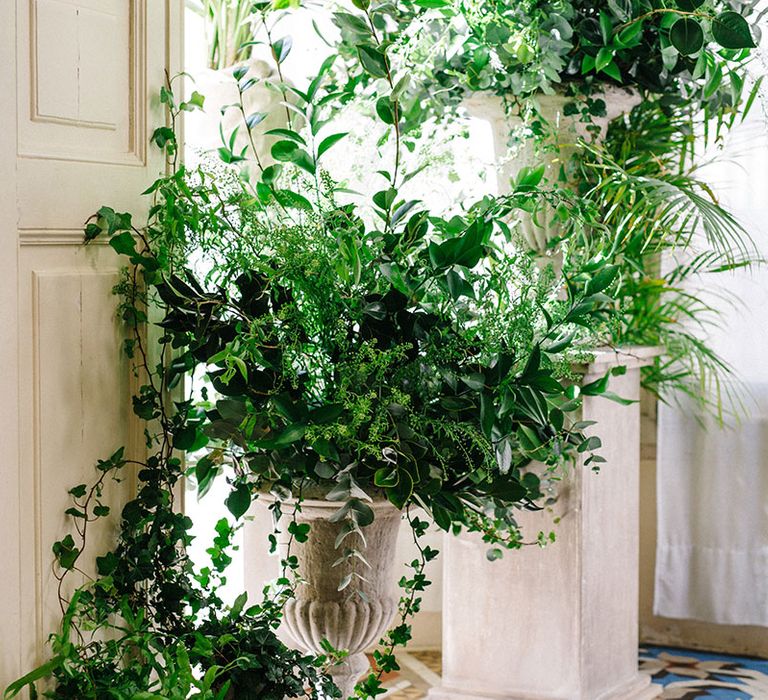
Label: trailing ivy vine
xmin=6 ymin=3 xmax=710 ymax=698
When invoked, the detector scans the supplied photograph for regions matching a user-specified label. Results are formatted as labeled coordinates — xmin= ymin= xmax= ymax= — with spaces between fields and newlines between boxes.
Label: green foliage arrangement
xmin=566 ymin=101 xmax=758 ymax=417
xmin=4 ymin=80 xmax=340 ymax=700
xmin=329 ymin=0 xmax=762 ymax=417
xmin=10 ymin=1 xmax=760 ymax=697
xmin=333 ymin=0 xmax=761 ymax=130
xmin=6 ymin=4 xmax=632 ymax=696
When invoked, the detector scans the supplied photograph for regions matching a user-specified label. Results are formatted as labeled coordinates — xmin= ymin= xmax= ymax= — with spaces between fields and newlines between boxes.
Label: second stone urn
xmin=268 ymin=496 xmax=402 ymax=698
xmin=463 ymin=87 xmax=641 ymax=258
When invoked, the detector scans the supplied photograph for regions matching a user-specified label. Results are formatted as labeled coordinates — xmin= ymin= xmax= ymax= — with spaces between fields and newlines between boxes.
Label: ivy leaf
xmin=187 ymin=90 xmax=205 ymax=109
xmin=68 ymin=484 xmax=87 ymax=498
xmin=52 ymin=535 xmax=79 ymax=570
xmin=173 ymin=425 xmax=199 ymax=451
xmin=413 ymin=0 xmax=450 ymax=6
xmin=150 ymin=126 xmax=175 ymax=149
xmin=226 ymin=484 xmax=251 ymax=519
xmin=712 ymin=11 xmax=755 ymax=49
xmin=288 ymin=521 xmax=311 ymax=543
xmin=357 ymin=45 xmax=388 ymax=78
xmin=676 ymin=0 xmax=704 ymax=9
xmin=669 ymin=18 xmax=704 ymax=56
xmin=109 ymin=231 xmax=137 ymax=257
xmin=96 ymin=551 xmax=118 ymax=576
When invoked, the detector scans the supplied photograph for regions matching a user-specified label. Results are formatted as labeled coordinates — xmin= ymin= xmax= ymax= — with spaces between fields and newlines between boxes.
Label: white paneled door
xmin=0 ymin=0 xmax=183 ymax=688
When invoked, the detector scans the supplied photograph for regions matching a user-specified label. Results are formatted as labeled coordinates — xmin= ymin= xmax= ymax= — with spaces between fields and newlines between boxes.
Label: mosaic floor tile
xmin=640 ymin=646 xmax=768 ymax=699
xmin=381 ymin=647 xmax=768 ymax=700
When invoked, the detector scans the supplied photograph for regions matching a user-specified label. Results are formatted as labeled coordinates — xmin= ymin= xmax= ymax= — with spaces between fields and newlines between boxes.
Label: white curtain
xmin=655 ymin=106 xmax=768 ymax=625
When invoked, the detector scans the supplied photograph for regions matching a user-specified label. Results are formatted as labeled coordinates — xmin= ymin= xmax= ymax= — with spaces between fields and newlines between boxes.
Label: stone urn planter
xmin=463 ymin=87 xmax=641 ymax=257
xmin=265 ymin=496 xmax=403 ymax=698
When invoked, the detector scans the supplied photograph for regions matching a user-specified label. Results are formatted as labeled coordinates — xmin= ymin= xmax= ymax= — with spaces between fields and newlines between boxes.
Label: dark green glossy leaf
xmin=669 ymin=18 xmax=704 ymax=56
xmin=712 ymin=11 xmax=755 ymax=49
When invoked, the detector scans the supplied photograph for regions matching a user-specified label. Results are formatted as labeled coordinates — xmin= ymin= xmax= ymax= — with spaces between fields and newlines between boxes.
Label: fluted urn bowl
xmin=463 ymin=87 xmax=641 ymax=257
xmin=265 ymin=496 xmax=402 ymax=698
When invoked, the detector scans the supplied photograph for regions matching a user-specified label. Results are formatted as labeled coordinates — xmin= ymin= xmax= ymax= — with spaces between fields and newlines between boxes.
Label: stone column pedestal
xmin=429 ymin=348 xmax=661 ymax=700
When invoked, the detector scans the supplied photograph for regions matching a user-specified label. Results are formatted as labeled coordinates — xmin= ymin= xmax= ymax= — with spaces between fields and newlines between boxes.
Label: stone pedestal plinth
xmin=429 ymin=348 xmax=661 ymax=700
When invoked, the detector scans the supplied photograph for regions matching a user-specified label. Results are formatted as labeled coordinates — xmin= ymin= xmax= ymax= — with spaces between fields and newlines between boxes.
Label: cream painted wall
xmin=0 ymin=0 xmax=184 ymax=690
xmin=0 ymin=0 xmax=22 ymax=687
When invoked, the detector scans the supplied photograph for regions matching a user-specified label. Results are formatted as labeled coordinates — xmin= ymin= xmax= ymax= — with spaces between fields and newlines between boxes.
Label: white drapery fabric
xmin=655 ymin=108 xmax=768 ymax=625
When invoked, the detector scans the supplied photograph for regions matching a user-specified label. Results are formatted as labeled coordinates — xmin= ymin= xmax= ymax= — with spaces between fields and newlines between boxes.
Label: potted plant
xmin=7 ymin=28 xmax=624 ymax=699
xmin=329 ymin=0 xmax=761 ymax=412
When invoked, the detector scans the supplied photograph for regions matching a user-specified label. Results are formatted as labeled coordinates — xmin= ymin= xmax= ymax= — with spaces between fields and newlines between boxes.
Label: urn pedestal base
xmin=327 ymin=653 xmax=370 ymax=698
xmin=428 ymin=348 xmax=662 ymax=700
xmin=266 ymin=497 xmax=402 ymax=699
xmin=428 ymin=673 xmax=658 ymax=700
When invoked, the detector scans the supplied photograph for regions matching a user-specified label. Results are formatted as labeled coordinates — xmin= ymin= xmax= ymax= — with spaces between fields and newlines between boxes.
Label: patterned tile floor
xmin=381 ymin=647 xmax=768 ymax=699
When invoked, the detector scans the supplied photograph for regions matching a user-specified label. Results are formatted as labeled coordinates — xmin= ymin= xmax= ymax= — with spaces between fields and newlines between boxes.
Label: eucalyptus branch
xmin=260 ymin=12 xmax=294 ymax=129
xmin=361 ymin=6 xmax=403 ymax=192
